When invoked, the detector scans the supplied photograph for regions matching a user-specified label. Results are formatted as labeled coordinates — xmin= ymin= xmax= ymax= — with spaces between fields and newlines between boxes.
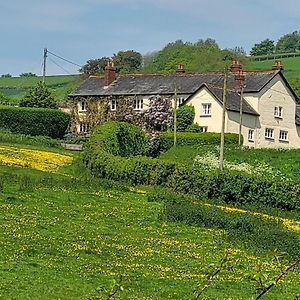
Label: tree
xmin=79 ymin=57 xmax=110 ymax=76
xmin=1 ymin=74 xmax=12 ymax=78
xmin=276 ymin=31 xmax=300 ymax=53
xmin=250 ymin=39 xmax=275 ymax=56
xmin=112 ymin=50 xmax=142 ymax=74
xmin=19 ymin=72 xmax=37 ymax=77
xmin=20 ymin=81 xmax=57 ymax=109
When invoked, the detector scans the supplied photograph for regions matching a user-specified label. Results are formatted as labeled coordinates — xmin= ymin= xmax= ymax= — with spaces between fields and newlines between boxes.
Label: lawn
xmin=0 ymin=143 xmax=300 ymax=299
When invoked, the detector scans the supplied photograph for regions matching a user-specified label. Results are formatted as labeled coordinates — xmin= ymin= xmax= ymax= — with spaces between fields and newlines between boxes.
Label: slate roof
xmin=296 ymin=106 xmax=300 ymax=126
xmin=69 ymin=70 xmax=280 ymax=97
xmin=203 ymin=84 xmax=259 ymax=116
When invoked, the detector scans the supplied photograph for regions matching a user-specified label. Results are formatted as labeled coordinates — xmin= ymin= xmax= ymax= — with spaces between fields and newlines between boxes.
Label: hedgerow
xmin=84 ymin=122 xmax=300 ymax=211
xmin=0 ymin=106 xmax=70 ymax=138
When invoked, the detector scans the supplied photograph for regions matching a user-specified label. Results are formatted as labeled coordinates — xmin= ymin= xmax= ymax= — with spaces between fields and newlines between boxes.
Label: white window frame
xmin=200 ymin=126 xmax=208 ymax=133
xmin=79 ymin=122 xmax=89 ymax=133
xmin=248 ymin=129 xmax=254 ymax=142
xmin=79 ymin=100 xmax=87 ymax=112
xmin=279 ymin=130 xmax=288 ymax=142
xmin=265 ymin=128 xmax=274 ymax=140
xmin=176 ymin=97 xmax=185 ymax=108
xmin=274 ymin=106 xmax=283 ymax=118
xmin=110 ymin=99 xmax=117 ymax=111
xmin=201 ymin=103 xmax=211 ymax=116
xmin=133 ymin=98 xmax=144 ymax=111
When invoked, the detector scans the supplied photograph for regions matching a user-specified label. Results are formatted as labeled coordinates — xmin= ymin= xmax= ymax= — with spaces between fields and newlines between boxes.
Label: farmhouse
xmin=69 ymin=60 xmax=300 ymax=148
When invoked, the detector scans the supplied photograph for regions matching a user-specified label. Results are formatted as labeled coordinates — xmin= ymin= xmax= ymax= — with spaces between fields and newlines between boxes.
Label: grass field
xmin=246 ymin=57 xmax=300 ymax=80
xmin=0 ymin=75 xmax=82 ymax=104
xmin=0 ymin=138 xmax=300 ymax=299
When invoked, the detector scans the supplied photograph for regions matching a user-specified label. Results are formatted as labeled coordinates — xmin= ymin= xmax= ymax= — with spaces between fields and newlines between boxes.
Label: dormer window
xmin=274 ymin=106 xmax=283 ymax=118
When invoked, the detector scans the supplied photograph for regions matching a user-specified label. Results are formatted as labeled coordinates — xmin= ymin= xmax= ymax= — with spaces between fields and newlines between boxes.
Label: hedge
xmin=0 ymin=106 xmax=70 ymax=139
xmin=156 ymin=132 xmax=240 ymax=152
xmin=84 ymin=122 xmax=300 ymax=211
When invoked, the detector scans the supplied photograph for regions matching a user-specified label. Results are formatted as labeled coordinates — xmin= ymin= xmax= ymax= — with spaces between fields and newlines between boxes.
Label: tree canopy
xmin=112 ymin=50 xmax=142 ymax=74
xmin=250 ymin=39 xmax=275 ymax=56
xmin=20 ymin=81 xmax=57 ymax=109
xmin=79 ymin=57 xmax=110 ymax=76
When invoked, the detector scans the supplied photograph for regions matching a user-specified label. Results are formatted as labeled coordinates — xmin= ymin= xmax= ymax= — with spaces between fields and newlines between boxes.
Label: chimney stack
xmin=272 ymin=60 xmax=284 ymax=71
xmin=104 ymin=61 xmax=116 ymax=86
xmin=234 ymin=69 xmax=245 ymax=91
xmin=230 ymin=60 xmax=242 ymax=74
xmin=176 ymin=64 xmax=185 ymax=74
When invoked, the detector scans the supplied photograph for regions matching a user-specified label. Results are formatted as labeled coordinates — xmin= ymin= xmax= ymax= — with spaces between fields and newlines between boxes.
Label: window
xmin=79 ymin=122 xmax=89 ymax=133
xmin=200 ymin=126 xmax=208 ymax=133
xmin=274 ymin=106 xmax=283 ymax=118
xmin=248 ymin=129 xmax=254 ymax=141
xmin=110 ymin=99 xmax=117 ymax=111
xmin=176 ymin=97 xmax=185 ymax=108
xmin=201 ymin=103 xmax=211 ymax=116
xmin=265 ymin=128 xmax=274 ymax=139
xmin=79 ymin=100 xmax=87 ymax=112
xmin=133 ymin=98 xmax=143 ymax=110
xmin=279 ymin=130 xmax=288 ymax=142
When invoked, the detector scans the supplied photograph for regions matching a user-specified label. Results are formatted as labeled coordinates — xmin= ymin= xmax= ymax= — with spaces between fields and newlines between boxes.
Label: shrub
xmin=88 ymin=121 xmax=149 ymax=157
xmin=186 ymin=123 xmax=202 ymax=132
xmin=176 ymin=105 xmax=195 ymax=131
xmin=0 ymin=106 xmax=70 ymax=139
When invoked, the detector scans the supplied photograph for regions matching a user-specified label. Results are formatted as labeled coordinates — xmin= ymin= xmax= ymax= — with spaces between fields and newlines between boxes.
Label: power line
xmin=48 ymin=57 xmax=72 ymax=75
xmin=47 ymin=50 xmax=82 ymax=68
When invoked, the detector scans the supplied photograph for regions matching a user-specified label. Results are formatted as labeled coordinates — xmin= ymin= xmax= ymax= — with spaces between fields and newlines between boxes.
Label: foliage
xmin=125 ymin=95 xmax=173 ymax=131
xmin=87 ymin=121 xmax=149 ymax=157
xmin=276 ymin=31 xmax=300 ymax=53
xmin=1 ymin=74 xmax=12 ymax=78
xmin=112 ymin=50 xmax=142 ymax=74
xmin=250 ymin=39 xmax=275 ymax=56
xmin=0 ymin=92 xmax=9 ymax=104
xmin=20 ymin=81 xmax=57 ymax=109
xmin=176 ymin=105 xmax=195 ymax=131
xmin=143 ymin=39 xmax=236 ymax=73
xmin=19 ymin=72 xmax=37 ymax=77
xmin=79 ymin=57 xmax=110 ymax=76
xmin=152 ymin=191 xmax=300 ymax=259
xmin=0 ymin=130 xmax=62 ymax=149
xmin=0 ymin=105 xmax=70 ymax=138
xmin=186 ymin=123 xmax=202 ymax=132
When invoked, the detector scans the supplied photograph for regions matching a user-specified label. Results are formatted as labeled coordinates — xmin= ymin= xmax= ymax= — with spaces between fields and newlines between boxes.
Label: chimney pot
xmin=176 ymin=64 xmax=185 ymax=73
xmin=272 ymin=59 xmax=284 ymax=71
xmin=234 ymin=69 xmax=245 ymax=91
xmin=230 ymin=60 xmax=242 ymax=73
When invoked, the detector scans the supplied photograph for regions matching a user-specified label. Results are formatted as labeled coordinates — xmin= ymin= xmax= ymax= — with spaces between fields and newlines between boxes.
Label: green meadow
xmin=0 ymin=134 xmax=300 ymax=299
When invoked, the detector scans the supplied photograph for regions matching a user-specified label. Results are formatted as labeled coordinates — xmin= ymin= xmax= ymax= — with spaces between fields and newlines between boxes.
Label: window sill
xmin=265 ymin=137 xmax=274 ymax=140
xmin=274 ymin=116 xmax=283 ymax=119
xmin=279 ymin=139 xmax=289 ymax=143
xmin=248 ymin=139 xmax=254 ymax=142
xmin=200 ymin=114 xmax=211 ymax=117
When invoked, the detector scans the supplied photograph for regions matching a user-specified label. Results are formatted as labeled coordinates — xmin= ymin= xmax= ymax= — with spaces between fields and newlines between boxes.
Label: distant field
xmin=246 ymin=57 xmax=300 ymax=80
xmin=0 ymin=75 xmax=82 ymax=104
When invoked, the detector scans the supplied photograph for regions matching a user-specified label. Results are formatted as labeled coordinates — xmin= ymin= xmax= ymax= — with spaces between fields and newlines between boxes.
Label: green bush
xmin=88 ymin=121 xmax=149 ymax=157
xmin=0 ymin=106 xmax=70 ymax=139
xmin=176 ymin=105 xmax=195 ymax=131
xmin=156 ymin=132 xmax=239 ymax=153
xmin=186 ymin=123 xmax=202 ymax=132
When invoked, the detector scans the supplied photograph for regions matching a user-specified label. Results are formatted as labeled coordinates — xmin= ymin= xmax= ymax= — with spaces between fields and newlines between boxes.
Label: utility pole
xmin=43 ymin=48 xmax=47 ymax=83
xmin=237 ymin=70 xmax=245 ymax=146
xmin=219 ymin=68 xmax=228 ymax=171
xmin=173 ymin=85 xmax=177 ymax=147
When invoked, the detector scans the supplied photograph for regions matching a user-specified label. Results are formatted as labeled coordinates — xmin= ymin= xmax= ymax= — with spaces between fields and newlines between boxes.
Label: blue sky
xmin=0 ymin=0 xmax=299 ymax=76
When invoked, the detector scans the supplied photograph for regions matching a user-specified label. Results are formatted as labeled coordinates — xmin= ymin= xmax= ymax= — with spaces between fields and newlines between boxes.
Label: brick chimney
xmin=272 ymin=59 xmax=284 ymax=71
xmin=176 ymin=63 xmax=185 ymax=74
xmin=230 ymin=60 xmax=242 ymax=73
xmin=104 ymin=61 xmax=116 ymax=86
xmin=234 ymin=69 xmax=245 ymax=91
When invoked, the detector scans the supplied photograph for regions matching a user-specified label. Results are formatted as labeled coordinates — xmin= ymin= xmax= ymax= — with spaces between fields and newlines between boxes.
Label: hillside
xmin=0 ymin=75 xmax=82 ymax=105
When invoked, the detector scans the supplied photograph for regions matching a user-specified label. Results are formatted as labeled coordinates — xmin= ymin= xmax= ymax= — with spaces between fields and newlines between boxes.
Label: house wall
xmin=187 ymin=87 xmax=225 ymax=132
xmin=226 ymin=111 xmax=258 ymax=147
xmin=255 ymin=75 xmax=300 ymax=148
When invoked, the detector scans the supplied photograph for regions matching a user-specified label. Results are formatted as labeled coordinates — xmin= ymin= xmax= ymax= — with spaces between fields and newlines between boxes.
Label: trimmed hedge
xmin=0 ymin=106 xmax=70 ymax=139
xmin=156 ymin=132 xmax=240 ymax=153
